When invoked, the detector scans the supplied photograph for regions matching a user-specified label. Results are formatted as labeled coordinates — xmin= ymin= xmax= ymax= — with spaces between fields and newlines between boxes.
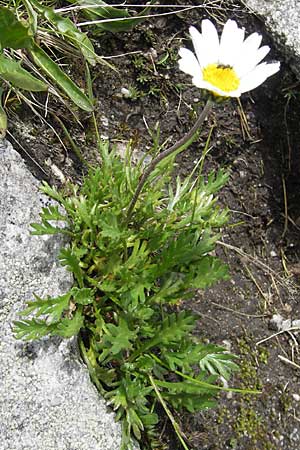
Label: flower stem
xmin=126 ymin=98 xmax=213 ymax=222
xmin=148 ymin=374 xmax=190 ymax=450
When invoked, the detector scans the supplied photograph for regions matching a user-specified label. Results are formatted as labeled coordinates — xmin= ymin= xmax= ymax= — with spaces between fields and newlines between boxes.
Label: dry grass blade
xmin=210 ymin=302 xmax=268 ymax=318
xmin=256 ymin=327 xmax=300 ymax=345
xmin=217 ymin=240 xmax=282 ymax=280
xmin=278 ymin=355 xmax=300 ymax=370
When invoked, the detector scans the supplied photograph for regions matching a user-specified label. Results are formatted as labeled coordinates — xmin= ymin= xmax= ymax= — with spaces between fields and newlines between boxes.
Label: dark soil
xmin=8 ymin=1 xmax=300 ymax=449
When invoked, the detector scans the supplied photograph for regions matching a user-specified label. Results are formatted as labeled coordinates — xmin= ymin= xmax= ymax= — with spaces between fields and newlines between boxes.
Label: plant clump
xmin=14 ymin=139 xmax=239 ymax=449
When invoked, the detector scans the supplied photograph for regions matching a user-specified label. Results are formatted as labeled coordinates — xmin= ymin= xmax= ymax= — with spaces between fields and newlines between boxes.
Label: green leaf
xmin=159 ymin=311 xmax=197 ymax=346
xmin=40 ymin=205 xmax=66 ymax=221
xmin=134 ymin=355 xmax=157 ymax=372
xmin=167 ymin=175 xmax=190 ymax=211
xmin=13 ymin=318 xmax=53 ymax=340
xmin=106 ymin=381 xmax=128 ymax=410
xmin=199 ymin=348 xmax=239 ymax=381
xmin=40 ymin=181 xmax=66 ymax=204
xmin=56 ymin=308 xmax=84 ymax=337
xmin=20 ymin=292 xmax=71 ymax=322
xmin=155 ymin=376 xmax=218 ymax=412
xmin=59 ymin=248 xmax=84 ymax=287
xmin=71 ymin=286 xmax=94 ymax=305
xmin=78 ymin=0 xmax=129 ymax=20
xmin=163 ymin=390 xmax=217 ymax=412
xmin=29 ymin=43 xmax=94 ymax=111
xmin=155 ymin=378 xmax=214 ymax=394
xmin=0 ymin=54 xmax=47 ymax=91
xmin=140 ymin=412 xmax=158 ymax=427
xmin=71 ymin=196 xmax=92 ymax=227
xmin=162 ymin=341 xmax=221 ymax=372
xmin=99 ymin=212 xmax=122 ymax=239
xmin=29 ymin=0 xmax=97 ymax=65
xmin=103 ymin=316 xmax=137 ymax=355
xmin=130 ymin=311 xmax=197 ymax=360
xmin=21 ymin=0 xmax=38 ymax=34
xmin=0 ymin=7 xmax=33 ymax=50
xmin=30 ymin=220 xmax=64 ymax=235
xmin=156 ymin=231 xmax=217 ymax=276
xmin=78 ymin=0 xmax=157 ymax=32
xmin=202 ymin=169 xmax=229 ymax=195
xmin=189 ymin=256 xmax=229 ymax=289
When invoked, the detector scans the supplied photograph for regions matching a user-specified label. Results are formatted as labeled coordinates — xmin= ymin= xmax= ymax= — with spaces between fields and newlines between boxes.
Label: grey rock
xmin=269 ymin=313 xmax=284 ymax=331
xmin=291 ymin=320 xmax=300 ymax=329
xmin=269 ymin=314 xmax=292 ymax=332
xmin=0 ymin=140 xmax=122 ymax=450
xmin=244 ymin=0 xmax=300 ymax=78
xmin=269 ymin=314 xmax=300 ymax=332
xmin=292 ymin=394 xmax=300 ymax=402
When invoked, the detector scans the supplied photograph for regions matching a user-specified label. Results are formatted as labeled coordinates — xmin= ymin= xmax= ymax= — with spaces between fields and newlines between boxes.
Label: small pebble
xmin=100 ymin=115 xmax=109 ymax=128
xmin=121 ymin=87 xmax=131 ymax=98
xmin=149 ymin=47 xmax=158 ymax=59
xmin=269 ymin=314 xmax=300 ymax=331
xmin=281 ymin=319 xmax=292 ymax=330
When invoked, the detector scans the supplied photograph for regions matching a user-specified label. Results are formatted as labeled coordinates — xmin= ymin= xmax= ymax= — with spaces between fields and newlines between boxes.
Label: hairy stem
xmin=126 ymin=99 xmax=213 ymax=222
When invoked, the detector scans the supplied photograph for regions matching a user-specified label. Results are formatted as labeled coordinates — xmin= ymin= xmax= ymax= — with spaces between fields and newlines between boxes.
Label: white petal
xmin=242 ymin=32 xmax=263 ymax=53
xmin=255 ymin=45 xmax=270 ymax=63
xmin=234 ymin=32 xmax=263 ymax=76
xmin=189 ymin=26 xmax=206 ymax=68
xmin=219 ymin=20 xmax=245 ymax=66
xmin=235 ymin=45 xmax=270 ymax=77
xmin=201 ymin=20 xmax=220 ymax=61
xmin=178 ymin=47 xmax=201 ymax=78
xmin=190 ymin=20 xmax=219 ymax=67
xmin=191 ymin=73 xmax=205 ymax=89
xmin=239 ymin=62 xmax=280 ymax=93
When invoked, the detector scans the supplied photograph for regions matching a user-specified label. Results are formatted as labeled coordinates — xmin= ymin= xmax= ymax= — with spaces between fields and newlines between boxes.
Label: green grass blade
xmin=29 ymin=0 xmax=97 ymax=66
xmin=29 ymin=43 xmax=94 ymax=111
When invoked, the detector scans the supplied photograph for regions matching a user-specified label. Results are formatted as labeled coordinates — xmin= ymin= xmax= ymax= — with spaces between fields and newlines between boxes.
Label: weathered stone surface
xmin=0 ymin=140 xmax=122 ymax=450
xmin=244 ymin=0 xmax=300 ymax=78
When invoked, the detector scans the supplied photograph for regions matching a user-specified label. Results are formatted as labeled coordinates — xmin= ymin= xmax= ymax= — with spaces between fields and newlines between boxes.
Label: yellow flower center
xmin=202 ymin=64 xmax=240 ymax=93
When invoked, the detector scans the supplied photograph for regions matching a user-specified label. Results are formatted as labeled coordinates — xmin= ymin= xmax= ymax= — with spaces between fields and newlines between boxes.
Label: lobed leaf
xmin=199 ymin=351 xmax=239 ymax=381
xmin=30 ymin=221 xmax=64 ymax=235
xmin=59 ymin=247 xmax=84 ymax=287
xmin=71 ymin=286 xmax=94 ymax=305
xmin=20 ymin=292 xmax=71 ymax=322
xmin=13 ymin=318 xmax=53 ymax=340
xmin=55 ymin=308 xmax=84 ymax=337
xmin=103 ymin=316 xmax=137 ymax=355
xmin=40 ymin=205 xmax=67 ymax=221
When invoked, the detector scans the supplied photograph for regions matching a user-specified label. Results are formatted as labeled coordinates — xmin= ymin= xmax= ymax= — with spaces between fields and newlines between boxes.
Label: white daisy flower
xmin=178 ymin=19 xmax=280 ymax=97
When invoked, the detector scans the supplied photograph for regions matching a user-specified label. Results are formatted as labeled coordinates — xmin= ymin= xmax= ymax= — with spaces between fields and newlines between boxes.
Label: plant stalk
xmin=126 ymin=99 xmax=213 ymax=222
xmin=149 ymin=375 xmax=190 ymax=450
